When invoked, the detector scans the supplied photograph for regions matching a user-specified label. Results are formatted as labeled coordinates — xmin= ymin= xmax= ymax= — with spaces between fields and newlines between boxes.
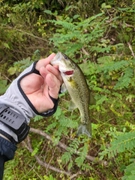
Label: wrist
xmin=0 ymin=104 xmax=30 ymax=143
xmin=0 ymin=122 xmax=17 ymax=142
xmin=0 ymin=133 xmax=10 ymax=142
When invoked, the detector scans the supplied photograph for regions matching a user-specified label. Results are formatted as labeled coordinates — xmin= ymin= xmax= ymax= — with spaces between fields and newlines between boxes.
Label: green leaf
xmin=0 ymin=79 xmax=8 ymax=94
xmin=75 ymin=156 xmax=85 ymax=167
xmin=61 ymin=152 xmax=71 ymax=164
xmin=44 ymin=10 xmax=54 ymax=15
xmin=3 ymin=42 xmax=10 ymax=49
xmin=114 ymin=67 xmax=134 ymax=90
xmin=122 ymin=162 xmax=135 ymax=180
xmin=100 ymin=131 xmax=135 ymax=158
xmin=59 ymin=117 xmax=78 ymax=128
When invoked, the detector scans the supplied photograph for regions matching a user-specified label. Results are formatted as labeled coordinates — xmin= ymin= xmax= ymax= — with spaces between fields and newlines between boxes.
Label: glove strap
xmin=0 ymin=129 xmax=16 ymax=144
xmin=18 ymin=62 xmax=59 ymax=117
xmin=0 ymin=104 xmax=30 ymax=143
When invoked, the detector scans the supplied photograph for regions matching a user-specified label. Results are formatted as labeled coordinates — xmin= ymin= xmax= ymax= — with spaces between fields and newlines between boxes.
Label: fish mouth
xmin=63 ymin=70 xmax=74 ymax=75
xmin=59 ymin=66 xmax=74 ymax=76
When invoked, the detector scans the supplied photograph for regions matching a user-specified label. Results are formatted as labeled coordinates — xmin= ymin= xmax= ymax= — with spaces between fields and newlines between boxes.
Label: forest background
xmin=0 ymin=0 xmax=135 ymax=179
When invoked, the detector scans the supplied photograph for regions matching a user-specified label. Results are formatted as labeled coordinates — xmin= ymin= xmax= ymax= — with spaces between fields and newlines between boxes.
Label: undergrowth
xmin=1 ymin=0 xmax=135 ymax=179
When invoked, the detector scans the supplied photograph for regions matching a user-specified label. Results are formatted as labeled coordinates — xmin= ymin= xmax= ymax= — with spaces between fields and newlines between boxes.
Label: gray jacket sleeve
xmin=0 ymin=61 xmax=59 ymax=142
xmin=0 ymin=63 xmax=37 ymax=141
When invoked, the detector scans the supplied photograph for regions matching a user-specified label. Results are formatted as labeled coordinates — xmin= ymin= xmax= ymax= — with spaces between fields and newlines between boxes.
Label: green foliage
xmin=0 ymin=0 xmax=50 ymax=62
xmin=100 ymin=131 xmax=135 ymax=158
xmin=46 ymin=11 xmax=107 ymax=58
xmin=2 ymin=0 xmax=135 ymax=180
xmin=122 ymin=162 xmax=135 ymax=180
xmin=7 ymin=50 xmax=40 ymax=76
xmin=31 ymin=139 xmax=43 ymax=156
xmin=8 ymin=57 xmax=32 ymax=75
xmin=100 ymin=130 xmax=135 ymax=179
xmin=97 ymin=58 xmax=135 ymax=90
xmin=43 ymin=175 xmax=56 ymax=180
xmin=0 ymin=79 xmax=8 ymax=94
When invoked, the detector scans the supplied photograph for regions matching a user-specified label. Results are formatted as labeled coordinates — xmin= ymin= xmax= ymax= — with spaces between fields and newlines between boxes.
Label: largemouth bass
xmin=51 ymin=52 xmax=92 ymax=137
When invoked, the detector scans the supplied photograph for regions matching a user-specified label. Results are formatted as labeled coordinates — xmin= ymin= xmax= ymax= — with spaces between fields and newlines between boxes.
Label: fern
xmin=48 ymin=11 xmax=106 ymax=57
xmin=91 ymin=45 xmax=112 ymax=53
xmin=61 ymin=138 xmax=90 ymax=170
xmin=68 ymin=138 xmax=80 ymax=153
xmin=45 ymin=121 xmax=58 ymax=133
xmin=8 ymin=57 xmax=32 ymax=75
xmin=98 ymin=59 xmax=129 ymax=73
xmin=114 ymin=67 xmax=134 ymax=89
xmin=97 ymin=58 xmax=135 ymax=90
xmin=100 ymin=131 xmax=135 ymax=158
xmin=75 ymin=143 xmax=89 ymax=168
xmin=122 ymin=162 xmax=135 ymax=180
xmin=31 ymin=140 xmax=43 ymax=156
xmin=61 ymin=151 xmax=72 ymax=164
xmin=48 ymin=19 xmax=75 ymax=29
xmin=59 ymin=117 xmax=78 ymax=128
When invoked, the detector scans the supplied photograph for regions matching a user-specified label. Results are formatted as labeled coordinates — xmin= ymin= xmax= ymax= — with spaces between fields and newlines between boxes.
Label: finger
xmin=45 ymin=73 xmax=61 ymax=99
xmin=36 ymin=53 xmax=56 ymax=71
xmin=40 ymin=64 xmax=63 ymax=84
xmin=46 ymin=64 xmax=63 ymax=83
xmin=39 ymin=66 xmax=48 ymax=78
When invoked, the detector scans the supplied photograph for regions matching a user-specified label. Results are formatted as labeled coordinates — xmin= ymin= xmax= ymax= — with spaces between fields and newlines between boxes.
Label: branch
xmin=30 ymin=128 xmax=108 ymax=166
xmin=22 ymin=136 xmax=71 ymax=176
xmin=127 ymin=42 xmax=135 ymax=58
xmin=81 ymin=47 xmax=90 ymax=56
xmin=2 ymin=25 xmax=47 ymax=42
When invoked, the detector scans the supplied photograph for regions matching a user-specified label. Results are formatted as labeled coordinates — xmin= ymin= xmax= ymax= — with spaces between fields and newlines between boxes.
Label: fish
xmin=51 ymin=52 xmax=92 ymax=137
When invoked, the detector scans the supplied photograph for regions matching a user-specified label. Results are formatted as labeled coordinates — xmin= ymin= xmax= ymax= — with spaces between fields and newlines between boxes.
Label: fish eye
xmin=63 ymin=54 xmax=69 ymax=60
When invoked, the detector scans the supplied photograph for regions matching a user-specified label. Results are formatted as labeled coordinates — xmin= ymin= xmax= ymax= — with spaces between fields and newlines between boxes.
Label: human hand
xmin=0 ymin=53 xmax=62 ymax=119
xmin=20 ymin=53 xmax=62 ymax=113
xmin=0 ymin=53 xmax=62 ymax=143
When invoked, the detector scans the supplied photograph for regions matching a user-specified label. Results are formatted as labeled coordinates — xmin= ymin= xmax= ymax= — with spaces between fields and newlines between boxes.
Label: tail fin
xmin=77 ymin=124 xmax=92 ymax=138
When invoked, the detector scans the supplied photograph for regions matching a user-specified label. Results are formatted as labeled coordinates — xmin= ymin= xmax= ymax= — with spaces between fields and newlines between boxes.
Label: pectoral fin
xmin=60 ymin=83 xmax=67 ymax=93
xmin=68 ymin=101 xmax=77 ymax=111
xmin=77 ymin=124 xmax=92 ymax=138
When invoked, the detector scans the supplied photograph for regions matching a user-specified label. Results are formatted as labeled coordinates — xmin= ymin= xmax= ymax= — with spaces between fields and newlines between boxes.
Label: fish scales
xmin=51 ymin=52 xmax=92 ymax=137
xmin=69 ymin=65 xmax=90 ymax=125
